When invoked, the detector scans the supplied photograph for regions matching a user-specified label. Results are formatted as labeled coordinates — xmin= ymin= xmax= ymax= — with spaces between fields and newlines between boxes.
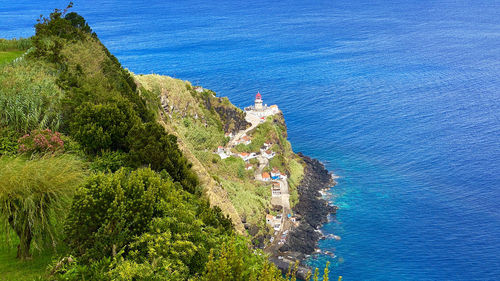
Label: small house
xmin=262 ymin=172 xmax=271 ymax=182
xmin=263 ymin=150 xmax=275 ymax=159
xmin=241 ymin=135 xmax=252 ymax=145
xmin=266 ymin=214 xmax=274 ymax=225
xmin=238 ymin=152 xmax=250 ymax=161
xmin=271 ymin=168 xmax=280 ymax=180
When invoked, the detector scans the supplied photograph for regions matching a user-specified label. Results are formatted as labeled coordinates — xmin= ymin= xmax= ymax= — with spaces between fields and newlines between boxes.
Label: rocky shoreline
xmin=271 ymin=153 xmax=338 ymax=278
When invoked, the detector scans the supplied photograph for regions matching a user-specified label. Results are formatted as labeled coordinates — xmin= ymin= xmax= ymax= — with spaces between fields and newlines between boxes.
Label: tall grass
xmin=0 ymin=61 xmax=63 ymax=133
xmin=0 ymin=38 xmax=32 ymax=52
xmin=0 ymin=155 xmax=85 ymax=258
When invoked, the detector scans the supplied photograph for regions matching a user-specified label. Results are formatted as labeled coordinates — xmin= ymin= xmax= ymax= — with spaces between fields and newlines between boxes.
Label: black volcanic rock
xmin=279 ymin=153 xmax=337 ymax=255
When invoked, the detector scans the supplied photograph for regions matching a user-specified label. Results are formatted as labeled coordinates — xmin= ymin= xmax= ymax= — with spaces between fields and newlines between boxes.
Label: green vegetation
xmin=0 ymin=51 xmax=24 ymax=65
xmin=60 ymin=168 xmax=233 ymax=280
xmin=246 ymin=116 xmax=303 ymax=208
xmin=0 ymin=5 xmax=327 ymax=281
xmin=135 ymin=72 xmax=306 ymax=242
xmin=0 ymin=38 xmax=32 ymax=65
xmin=287 ymin=158 xmax=304 ymax=207
xmin=0 ymin=232 xmax=53 ymax=281
xmin=0 ymin=156 xmax=84 ymax=259
xmin=0 ymin=38 xmax=32 ymax=52
xmin=0 ymin=61 xmax=63 ymax=132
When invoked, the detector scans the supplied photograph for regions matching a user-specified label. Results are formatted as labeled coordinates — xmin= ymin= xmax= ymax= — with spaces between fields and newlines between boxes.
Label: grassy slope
xmin=134 ymin=74 xmax=305 ymax=237
xmin=0 ymin=51 xmax=24 ymax=66
xmin=135 ymin=74 xmax=247 ymax=233
xmin=0 ymin=230 xmax=51 ymax=280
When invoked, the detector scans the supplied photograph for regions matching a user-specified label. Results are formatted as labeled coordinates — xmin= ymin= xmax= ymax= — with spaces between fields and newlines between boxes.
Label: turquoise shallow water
xmin=2 ymin=1 xmax=500 ymax=280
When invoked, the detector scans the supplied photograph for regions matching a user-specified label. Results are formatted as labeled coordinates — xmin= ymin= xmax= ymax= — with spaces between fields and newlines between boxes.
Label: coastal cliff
xmin=281 ymin=153 xmax=337 ymax=254
xmin=134 ymin=73 xmax=337 ymax=271
xmin=0 ymin=9 xmax=337 ymax=279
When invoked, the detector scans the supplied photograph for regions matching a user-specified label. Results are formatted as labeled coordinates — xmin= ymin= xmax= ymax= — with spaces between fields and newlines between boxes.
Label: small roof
xmin=218 ymin=146 xmax=223 ymax=149
xmin=242 ymin=135 xmax=251 ymax=141
xmin=245 ymin=163 xmax=253 ymax=168
xmin=262 ymin=172 xmax=270 ymax=178
xmin=256 ymin=92 xmax=262 ymax=99
xmin=270 ymin=105 xmax=278 ymax=108
xmin=265 ymin=150 xmax=273 ymax=154
xmin=272 ymin=182 xmax=280 ymax=187
xmin=266 ymin=214 xmax=274 ymax=219
xmin=240 ymin=152 xmax=249 ymax=156
xmin=272 ymin=167 xmax=280 ymax=173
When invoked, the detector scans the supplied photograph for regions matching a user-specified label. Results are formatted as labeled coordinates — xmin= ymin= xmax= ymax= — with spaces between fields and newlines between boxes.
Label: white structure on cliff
xmin=244 ymin=92 xmax=280 ymax=118
xmin=255 ymin=92 xmax=264 ymax=111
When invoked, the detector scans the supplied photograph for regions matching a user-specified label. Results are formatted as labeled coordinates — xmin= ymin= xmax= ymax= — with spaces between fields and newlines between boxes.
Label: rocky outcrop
xmin=279 ymin=153 xmax=337 ymax=255
xmin=202 ymin=95 xmax=250 ymax=134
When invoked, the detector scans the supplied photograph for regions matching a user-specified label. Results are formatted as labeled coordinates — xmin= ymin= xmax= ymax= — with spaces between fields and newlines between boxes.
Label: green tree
xmin=61 ymin=168 xmax=232 ymax=280
xmin=65 ymin=168 xmax=171 ymax=262
xmin=127 ymin=122 xmax=199 ymax=193
xmin=69 ymin=101 xmax=137 ymax=153
xmin=202 ymin=237 xmax=285 ymax=281
xmin=0 ymin=155 xmax=84 ymax=259
xmin=64 ymin=12 xmax=93 ymax=35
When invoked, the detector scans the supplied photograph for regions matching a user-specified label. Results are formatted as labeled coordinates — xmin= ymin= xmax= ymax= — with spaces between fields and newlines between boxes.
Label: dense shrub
xmin=127 ymin=122 xmax=199 ymax=193
xmin=69 ymin=101 xmax=137 ymax=153
xmin=0 ymin=127 xmax=20 ymax=155
xmin=65 ymin=168 xmax=169 ymax=262
xmin=202 ymin=237 xmax=284 ymax=281
xmin=62 ymin=168 xmax=232 ymax=280
xmin=90 ymin=150 xmax=129 ymax=172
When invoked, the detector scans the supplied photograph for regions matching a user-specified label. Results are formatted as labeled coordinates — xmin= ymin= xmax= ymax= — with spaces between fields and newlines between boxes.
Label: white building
xmin=238 ymin=152 xmax=257 ymax=161
xmin=255 ymin=92 xmax=263 ymax=111
xmin=262 ymin=150 xmax=275 ymax=159
xmin=216 ymin=146 xmax=230 ymax=159
xmin=263 ymin=142 xmax=272 ymax=150
xmin=236 ymin=135 xmax=252 ymax=145
xmin=271 ymin=167 xmax=281 ymax=180
xmin=244 ymin=92 xmax=280 ymax=118
xmin=271 ymin=182 xmax=281 ymax=197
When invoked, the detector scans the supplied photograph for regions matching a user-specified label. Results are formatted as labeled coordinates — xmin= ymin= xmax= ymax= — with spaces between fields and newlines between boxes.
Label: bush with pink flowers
xmin=18 ymin=129 xmax=64 ymax=154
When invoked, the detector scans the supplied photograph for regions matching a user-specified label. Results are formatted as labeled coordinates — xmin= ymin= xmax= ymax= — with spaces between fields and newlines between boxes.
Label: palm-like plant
xmin=0 ymin=155 xmax=84 ymax=259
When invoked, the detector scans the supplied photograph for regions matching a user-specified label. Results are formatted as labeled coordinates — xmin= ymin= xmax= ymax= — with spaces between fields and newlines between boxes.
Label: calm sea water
xmin=2 ymin=0 xmax=499 ymax=280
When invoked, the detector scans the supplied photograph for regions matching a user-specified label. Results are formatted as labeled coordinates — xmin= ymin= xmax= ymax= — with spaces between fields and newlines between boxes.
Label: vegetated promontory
xmin=0 ymin=7 xmax=336 ymax=281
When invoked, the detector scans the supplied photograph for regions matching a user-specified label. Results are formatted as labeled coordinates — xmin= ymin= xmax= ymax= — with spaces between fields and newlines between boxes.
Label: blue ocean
xmin=2 ymin=0 xmax=499 ymax=280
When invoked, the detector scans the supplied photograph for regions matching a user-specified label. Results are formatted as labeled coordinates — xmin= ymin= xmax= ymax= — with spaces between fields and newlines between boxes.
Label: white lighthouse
xmin=254 ymin=92 xmax=263 ymax=111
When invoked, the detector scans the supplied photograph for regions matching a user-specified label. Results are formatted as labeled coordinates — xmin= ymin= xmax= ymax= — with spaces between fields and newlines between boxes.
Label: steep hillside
xmin=134 ymin=74 xmax=305 ymax=244
xmin=0 ymin=9 xmax=298 ymax=280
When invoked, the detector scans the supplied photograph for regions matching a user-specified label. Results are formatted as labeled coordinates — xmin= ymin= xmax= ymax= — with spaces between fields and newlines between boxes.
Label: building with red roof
xmin=255 ymin=92 xmax=263 ymax=111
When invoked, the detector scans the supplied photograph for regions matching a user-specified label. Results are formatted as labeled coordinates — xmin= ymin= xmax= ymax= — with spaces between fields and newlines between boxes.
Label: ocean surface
xmin=2 ymin=0 xmax=499 ymax=280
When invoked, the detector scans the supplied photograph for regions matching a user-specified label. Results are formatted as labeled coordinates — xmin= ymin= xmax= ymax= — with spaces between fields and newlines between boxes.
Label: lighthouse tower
xmin=254 ymin=92 xmax=263 ymax=111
